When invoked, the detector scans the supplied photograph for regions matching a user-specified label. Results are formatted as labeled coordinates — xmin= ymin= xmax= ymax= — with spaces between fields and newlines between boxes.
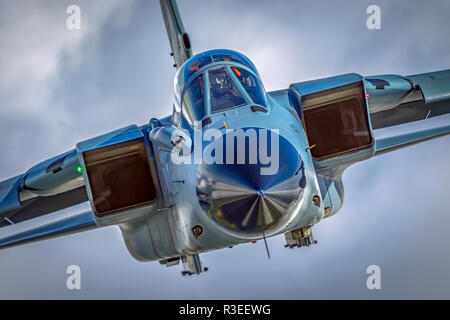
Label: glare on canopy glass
xmin=182 ymin=74 xmax=205 ymax=124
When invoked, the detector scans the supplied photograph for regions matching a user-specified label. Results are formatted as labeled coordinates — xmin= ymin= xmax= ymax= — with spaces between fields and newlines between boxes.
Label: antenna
xmin=262 ymin=231 xmax=270 ymax=259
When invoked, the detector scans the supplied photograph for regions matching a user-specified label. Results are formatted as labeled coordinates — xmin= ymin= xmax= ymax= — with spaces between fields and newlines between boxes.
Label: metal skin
xmin=0 ymin=1 xmax=449 ymax=275
xmin=195 ymin=129 xmax=304 ymax=236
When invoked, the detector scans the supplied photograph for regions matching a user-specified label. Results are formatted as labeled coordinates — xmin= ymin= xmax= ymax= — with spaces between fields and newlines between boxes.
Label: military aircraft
xmin=0 ymin=0 xmax=449 ymax=276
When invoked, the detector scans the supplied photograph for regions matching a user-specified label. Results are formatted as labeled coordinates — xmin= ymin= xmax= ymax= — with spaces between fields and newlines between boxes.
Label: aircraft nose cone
xmin=196 ymin=128 xmax=305 ymax=236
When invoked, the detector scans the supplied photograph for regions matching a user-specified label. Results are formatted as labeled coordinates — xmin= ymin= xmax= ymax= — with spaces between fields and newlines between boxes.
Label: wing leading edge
xmin=0 ymin=149 xmax=87 ymax=228
xmin=0 ymin=149 xmax=93 ymax=249
xmin=0 ymin=209 xmax=96 ymax=249
xmin=366 ymin=69 xmax=450 ymax=154
xmin=367 ymin=69 xmax=450 ymax=130
xmin=159 ymin=0 xmax=193 ymax=69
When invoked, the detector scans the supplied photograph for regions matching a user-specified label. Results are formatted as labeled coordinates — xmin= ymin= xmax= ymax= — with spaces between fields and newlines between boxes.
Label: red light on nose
xmin=252 ymin=241 xmax=257 ymax=243
xmin=366 ymin=92 xmax=370 ymax=99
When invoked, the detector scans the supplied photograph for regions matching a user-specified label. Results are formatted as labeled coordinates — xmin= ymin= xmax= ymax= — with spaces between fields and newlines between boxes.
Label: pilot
xmin=209 ymin=68 xmax=246 ymax=112
xmin=211 ymin=72 xmax=232 ymax=96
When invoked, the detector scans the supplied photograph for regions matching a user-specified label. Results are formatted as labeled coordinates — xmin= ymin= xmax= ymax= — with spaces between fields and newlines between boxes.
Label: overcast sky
xmin=0 ymin=0 xmax=449 ymax=299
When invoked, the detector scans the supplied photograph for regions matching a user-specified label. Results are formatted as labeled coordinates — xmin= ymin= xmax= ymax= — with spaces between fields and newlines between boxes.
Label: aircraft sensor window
xmin=182 ymin=74 xmax=205 ymax=124
xmin=231 ymin=67 xmax=267 ymax=107
xmin=209 ymin=67 xmax=247 ymax=113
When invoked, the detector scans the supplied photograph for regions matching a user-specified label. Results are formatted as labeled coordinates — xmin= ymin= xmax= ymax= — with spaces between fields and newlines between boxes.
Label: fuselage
xmin=122 ymin=50 xmax=331 ymax=261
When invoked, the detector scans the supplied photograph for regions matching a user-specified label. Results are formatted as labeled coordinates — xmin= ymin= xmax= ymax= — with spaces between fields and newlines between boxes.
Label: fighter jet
xmin=0 ymin=0 xmax=449 ymax=276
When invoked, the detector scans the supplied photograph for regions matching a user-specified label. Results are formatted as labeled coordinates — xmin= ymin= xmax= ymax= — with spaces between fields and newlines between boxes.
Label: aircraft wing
xmin=0 ymin=1 xmax=191 ymax=251
xmin=0 ymin=123 xmax=163 ymax=250
xmin=159 ymin=0 xmax=193 ymax=69
xmin=367 ymin=70 xmax=450 ymax=129
xmin=366 ymin=69 xmax=450 ymax=155
xmin=0 ymin=148 xmax=95 ymax=249
xmin=271 ymin=69 xmax=450 ymax=160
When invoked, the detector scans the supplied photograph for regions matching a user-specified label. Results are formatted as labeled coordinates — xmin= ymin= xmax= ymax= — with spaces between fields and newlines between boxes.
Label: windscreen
xmin=182 ymin=74 xmax=205 ymax=124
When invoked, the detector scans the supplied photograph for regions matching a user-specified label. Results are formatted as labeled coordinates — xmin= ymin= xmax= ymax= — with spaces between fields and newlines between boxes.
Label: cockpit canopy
xmin=173 ymin=49 xmax=267 ymax=125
